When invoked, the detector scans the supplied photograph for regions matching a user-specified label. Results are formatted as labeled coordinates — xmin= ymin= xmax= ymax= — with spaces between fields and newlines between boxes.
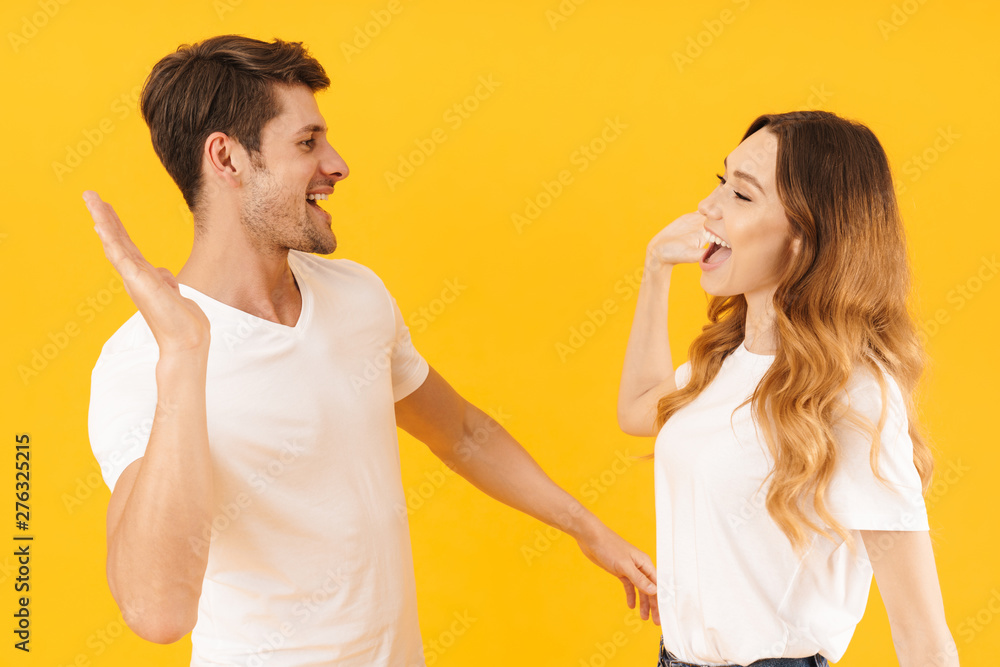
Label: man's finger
xmin=84 ymin=191 xmax=155 ymax=280
xmin=81 ymin=190 xmax=103 ymax=210
xmin=636 ymin=554 xmax=658 ymax=586
xmin=620 ymin=577 xmax=636 ymax=610
xmin=84 ymin=192 xmax=133 ymax=247
xmin=624 ymin=560 xmax=658 ymax=596
xmin=83 ymin=191 xmax=119 ymax=237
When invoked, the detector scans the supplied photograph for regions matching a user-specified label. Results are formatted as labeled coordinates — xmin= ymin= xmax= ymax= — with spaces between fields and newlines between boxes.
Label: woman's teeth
xmin=702 ymin=231 xmax=730 ymax=248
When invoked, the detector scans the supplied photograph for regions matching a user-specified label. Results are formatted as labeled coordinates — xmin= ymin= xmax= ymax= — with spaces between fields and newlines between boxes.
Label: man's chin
xmin=296 ymin=232 xmax=336 ymax=256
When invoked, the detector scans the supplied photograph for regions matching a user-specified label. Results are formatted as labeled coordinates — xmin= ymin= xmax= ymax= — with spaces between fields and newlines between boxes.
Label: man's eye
xmin=715 ymin=173 xmax=750 ymax=202
xmin=301 ymin=139 xmax=315 ymax=147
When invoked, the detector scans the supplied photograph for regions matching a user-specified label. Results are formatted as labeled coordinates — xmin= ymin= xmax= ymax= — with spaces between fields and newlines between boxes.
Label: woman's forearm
xmin=617 ymin=256 xmax=676 ymax=436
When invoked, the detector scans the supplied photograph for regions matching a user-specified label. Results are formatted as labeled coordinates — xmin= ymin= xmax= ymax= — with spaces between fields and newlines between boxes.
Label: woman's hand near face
xmin=646 ymin=212 xmax=708 ymax=269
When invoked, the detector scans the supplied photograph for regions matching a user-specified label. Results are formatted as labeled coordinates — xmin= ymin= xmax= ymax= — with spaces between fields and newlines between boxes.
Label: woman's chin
xmin=699 ymin=274 xmax=730 ymax=297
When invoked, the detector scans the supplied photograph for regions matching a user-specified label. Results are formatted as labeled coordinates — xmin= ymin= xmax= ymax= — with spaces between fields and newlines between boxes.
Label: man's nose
xmin=321 ymin=146 xmax=350 ymax=181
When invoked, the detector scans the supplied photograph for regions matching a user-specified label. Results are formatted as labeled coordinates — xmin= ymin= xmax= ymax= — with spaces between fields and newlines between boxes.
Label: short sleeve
xmin=388 ymin=295 xmax=429 ymax=402
xmin=87 ymin=329 xmax=159 ymax=493
xmin=675 ymin=361 xmax=693 ymax=390
xmin=823 ymin=369 xmax=929 ymax=531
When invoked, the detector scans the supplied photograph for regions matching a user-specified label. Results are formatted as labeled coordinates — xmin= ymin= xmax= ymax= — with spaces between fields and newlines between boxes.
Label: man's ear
xmin=203 ymin=132 xmax=246 ymax=190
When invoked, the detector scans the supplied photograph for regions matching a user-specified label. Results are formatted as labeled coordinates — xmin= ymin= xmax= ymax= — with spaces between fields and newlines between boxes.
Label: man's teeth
xmin=702 ymin=231 xmax=731 ymax=249
xmin=306 ymin=193 xmax=328 ymax=201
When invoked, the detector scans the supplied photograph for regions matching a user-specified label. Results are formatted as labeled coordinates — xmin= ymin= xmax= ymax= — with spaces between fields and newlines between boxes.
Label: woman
xmin=617 ymin=111 xmax=958 ymax=667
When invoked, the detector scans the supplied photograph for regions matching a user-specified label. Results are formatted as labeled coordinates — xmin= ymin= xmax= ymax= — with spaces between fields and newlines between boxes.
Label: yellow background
xmin=2 ymin=0 xmax=997 ymax=665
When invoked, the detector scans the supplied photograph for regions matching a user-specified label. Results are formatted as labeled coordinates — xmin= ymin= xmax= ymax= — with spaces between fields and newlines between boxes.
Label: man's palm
xmin=83 ymin=191 xmax=210 ymax=354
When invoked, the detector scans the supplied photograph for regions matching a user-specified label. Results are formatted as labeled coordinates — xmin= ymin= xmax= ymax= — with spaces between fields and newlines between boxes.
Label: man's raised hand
xmin=82 ymin=191 xmax=210 ymax=356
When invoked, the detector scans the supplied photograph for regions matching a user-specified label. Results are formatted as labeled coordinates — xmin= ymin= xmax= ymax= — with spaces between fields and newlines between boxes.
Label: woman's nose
xmin=697 ymin=189 xmax=721 ymax=219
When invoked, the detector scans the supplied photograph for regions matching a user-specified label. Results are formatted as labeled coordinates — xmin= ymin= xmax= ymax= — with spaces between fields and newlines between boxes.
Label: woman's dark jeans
xmin=658 ymin=637 xmax=830 ymax=667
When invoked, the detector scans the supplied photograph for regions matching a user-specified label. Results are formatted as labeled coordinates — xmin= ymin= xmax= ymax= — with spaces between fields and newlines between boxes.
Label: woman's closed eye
xmin=716 ymin=173 xmax=751 ymax=202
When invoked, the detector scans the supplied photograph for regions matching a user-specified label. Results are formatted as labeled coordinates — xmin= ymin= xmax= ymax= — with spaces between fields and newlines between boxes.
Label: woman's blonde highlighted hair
xmin=656 ymin=110 xmax=934 ymax=552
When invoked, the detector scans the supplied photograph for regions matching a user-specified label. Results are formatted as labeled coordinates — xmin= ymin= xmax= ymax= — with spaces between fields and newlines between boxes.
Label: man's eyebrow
xmin=295 ymin=123 xmax=327 ymax=135
xmin=723 ymin=156 xmax=765 ymax=195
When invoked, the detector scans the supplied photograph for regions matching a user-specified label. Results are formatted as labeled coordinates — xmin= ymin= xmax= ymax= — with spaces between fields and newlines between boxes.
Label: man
xmin=84 ymin=35 xmax=658 ymax=666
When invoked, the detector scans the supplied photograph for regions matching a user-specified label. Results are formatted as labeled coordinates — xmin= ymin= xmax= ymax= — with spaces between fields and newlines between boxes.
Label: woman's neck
xmin=743 ymin=289 xmax=779 ymax=355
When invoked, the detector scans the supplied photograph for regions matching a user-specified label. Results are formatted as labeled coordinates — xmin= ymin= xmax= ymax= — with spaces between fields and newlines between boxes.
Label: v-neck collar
xmin=177 ymin=251 xmax=313 ymax=334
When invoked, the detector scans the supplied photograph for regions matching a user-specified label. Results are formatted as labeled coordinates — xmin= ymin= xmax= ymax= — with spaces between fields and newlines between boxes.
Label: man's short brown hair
xmin=140 ymin=35 xmax=330 ymax=211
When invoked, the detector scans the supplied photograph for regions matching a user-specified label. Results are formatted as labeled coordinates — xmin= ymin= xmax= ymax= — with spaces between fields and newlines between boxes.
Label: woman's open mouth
xmin=700 ymin=231 xmax=732 ymax=270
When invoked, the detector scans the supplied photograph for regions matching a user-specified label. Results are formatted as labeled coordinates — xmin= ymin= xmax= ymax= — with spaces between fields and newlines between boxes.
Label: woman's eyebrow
xmin=723 ymin=156 xmax=766 ymax=195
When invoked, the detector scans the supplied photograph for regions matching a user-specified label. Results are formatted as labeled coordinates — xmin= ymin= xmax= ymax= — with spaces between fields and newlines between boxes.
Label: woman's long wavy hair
xmin=656 ymin=110 xmax=934 ymax=553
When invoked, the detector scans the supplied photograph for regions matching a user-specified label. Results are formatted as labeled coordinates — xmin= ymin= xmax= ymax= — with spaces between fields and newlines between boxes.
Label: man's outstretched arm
xmin=395 ymin=367 xmax=660 ymax=623
xmin=84 ymin=191 xmax=214 ymax=643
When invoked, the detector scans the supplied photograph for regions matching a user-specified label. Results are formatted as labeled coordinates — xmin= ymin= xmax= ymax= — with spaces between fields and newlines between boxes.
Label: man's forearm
xmin=107 ymin=351 xmax=214 ymax=642
xmin=397 ymin=369 xmax=658 ymax=611
xmin=894 ymin=633 xmax=959 ymax=667
xmin=442 ymin=402 xmax=603 ymax=540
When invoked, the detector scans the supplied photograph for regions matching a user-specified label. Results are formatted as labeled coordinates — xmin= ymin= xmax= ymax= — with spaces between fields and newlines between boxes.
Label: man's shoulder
xmin=91 ymin=311 xmax=157 ymax=383
xmin=97 ymin=311 xmax=156 ymax=359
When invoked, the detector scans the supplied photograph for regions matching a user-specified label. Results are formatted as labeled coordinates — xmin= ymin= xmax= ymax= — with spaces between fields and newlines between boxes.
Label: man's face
xmin=239 ymin=83 xmax=349 ymax=255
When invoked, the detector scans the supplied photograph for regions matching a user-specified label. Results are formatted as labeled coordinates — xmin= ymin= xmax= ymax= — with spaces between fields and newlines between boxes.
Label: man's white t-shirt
xmin=654 ymin=340 xmax=928 ymax=666
xmin=89 ymin=251 xmax=430 ymax=667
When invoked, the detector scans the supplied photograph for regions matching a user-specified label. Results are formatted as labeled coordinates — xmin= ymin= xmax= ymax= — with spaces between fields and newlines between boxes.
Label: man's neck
xmin=176 ymin=228 xmax=302 ymax=327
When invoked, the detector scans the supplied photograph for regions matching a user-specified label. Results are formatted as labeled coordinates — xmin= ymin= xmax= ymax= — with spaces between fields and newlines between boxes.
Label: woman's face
xmin=697 ymin=128 xmax=798 ymax=307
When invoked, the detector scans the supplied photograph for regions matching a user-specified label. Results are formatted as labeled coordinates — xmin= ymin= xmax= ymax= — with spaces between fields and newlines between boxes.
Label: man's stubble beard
xmin=240 ymin=164 xmax=337 ymax=256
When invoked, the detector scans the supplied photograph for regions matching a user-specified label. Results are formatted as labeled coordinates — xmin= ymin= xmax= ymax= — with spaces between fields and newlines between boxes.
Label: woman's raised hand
xmin=82 ymin=191 xmax=211 ymax=357
xmin=646 ymin=212 xmax=708 ymax=269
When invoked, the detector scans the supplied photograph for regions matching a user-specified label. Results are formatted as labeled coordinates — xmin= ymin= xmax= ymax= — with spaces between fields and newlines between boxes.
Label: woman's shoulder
xmin=845 ymin=360 xmax=905 ymax=402
xmin=840 ymin=360 xmax=909 ymax=434
xmin=674 ymin=360 xmax=693 ymax=390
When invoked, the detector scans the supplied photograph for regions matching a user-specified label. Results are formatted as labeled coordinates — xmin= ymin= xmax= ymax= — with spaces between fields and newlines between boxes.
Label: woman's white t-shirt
xmin=654 ymin=341 xmax=928 ymax=665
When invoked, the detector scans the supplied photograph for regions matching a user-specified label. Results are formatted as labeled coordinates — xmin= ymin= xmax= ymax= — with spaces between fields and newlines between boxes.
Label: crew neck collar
xmin=738 ymin=338 xmax=776 ymax=359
